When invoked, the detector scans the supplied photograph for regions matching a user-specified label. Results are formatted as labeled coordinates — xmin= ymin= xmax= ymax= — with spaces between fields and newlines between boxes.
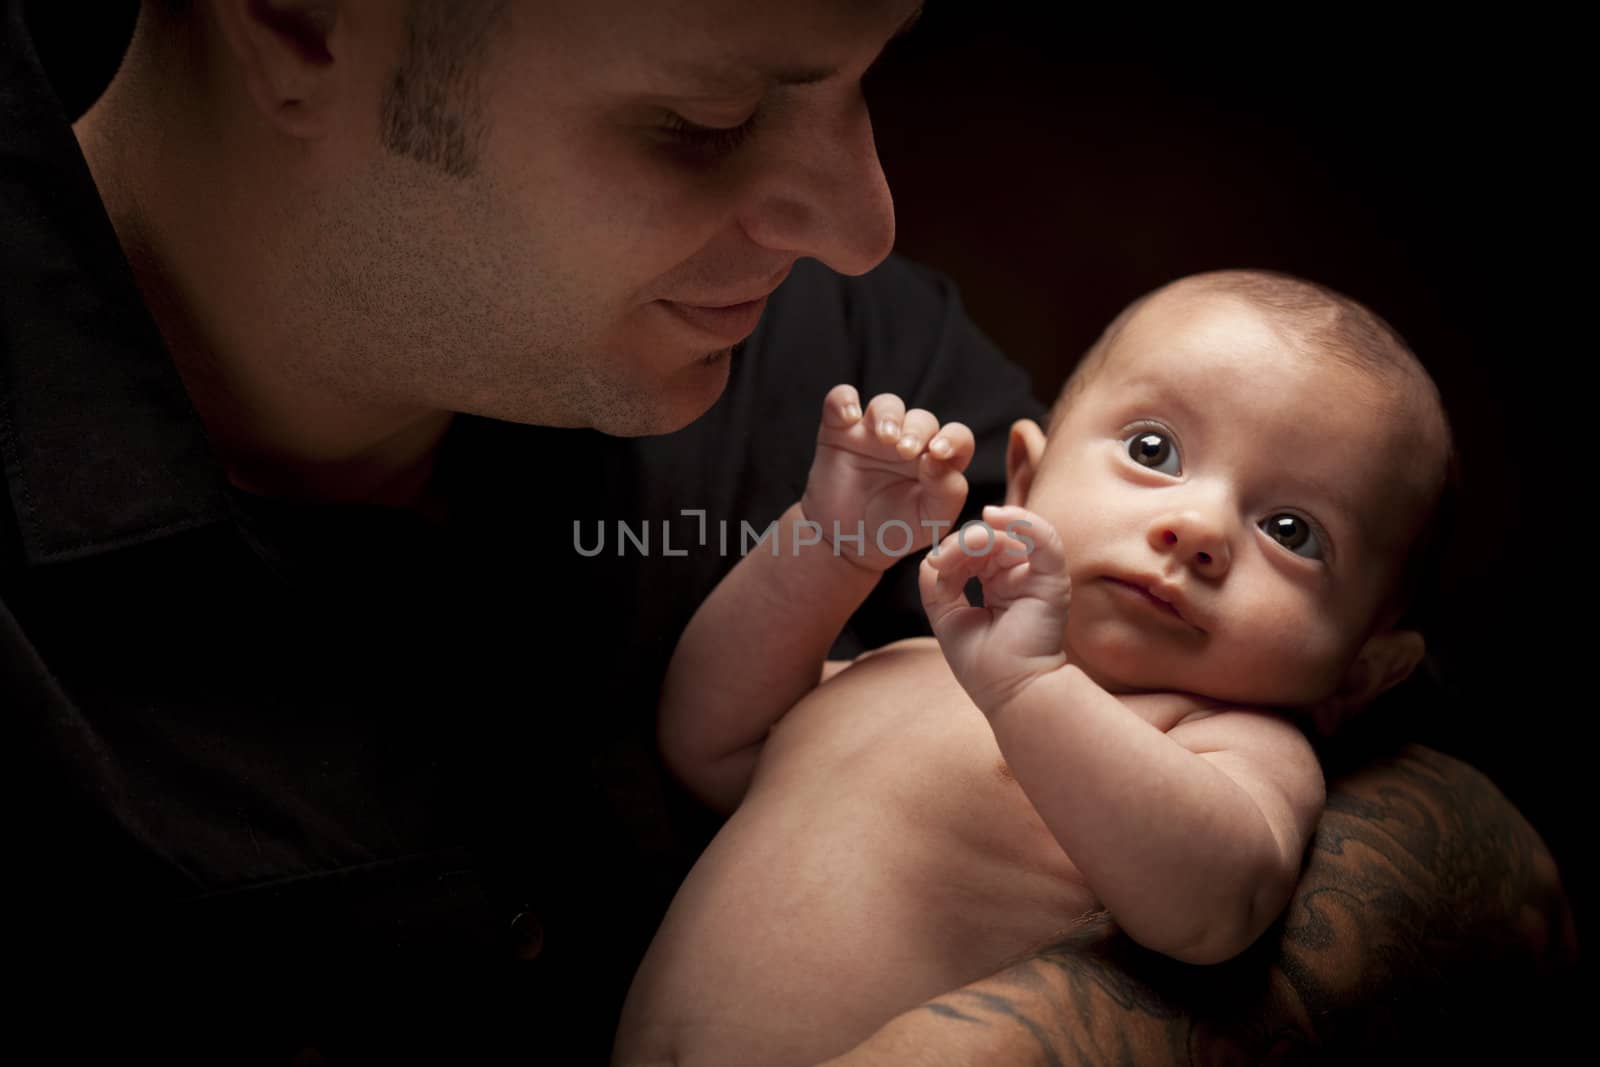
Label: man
xmin=0 ymin=0 xmax=1573 ymax=1061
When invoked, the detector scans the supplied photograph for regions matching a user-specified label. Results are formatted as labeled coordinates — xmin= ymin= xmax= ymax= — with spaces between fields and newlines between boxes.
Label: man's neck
xmin=72 ymin=41 xmax=456 ymax=516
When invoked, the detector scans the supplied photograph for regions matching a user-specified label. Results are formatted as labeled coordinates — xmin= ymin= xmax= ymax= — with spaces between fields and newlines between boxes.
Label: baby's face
xmin=1028 ymin=293 xmax=1433 ymax=708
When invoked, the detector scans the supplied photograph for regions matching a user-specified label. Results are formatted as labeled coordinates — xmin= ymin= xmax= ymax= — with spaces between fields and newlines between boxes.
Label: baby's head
xmin=1006 ymin=270 xmax=1454 ymax=732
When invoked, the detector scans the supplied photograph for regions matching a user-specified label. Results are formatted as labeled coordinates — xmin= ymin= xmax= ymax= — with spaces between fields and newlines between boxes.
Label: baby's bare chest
xmin=621 ymin=648 xmax=1212 ymax=1064
xmin=759 ymin=640 xmax=1200 ymax=807
xmin=744 ymin=643 xmax=1203 ymax=926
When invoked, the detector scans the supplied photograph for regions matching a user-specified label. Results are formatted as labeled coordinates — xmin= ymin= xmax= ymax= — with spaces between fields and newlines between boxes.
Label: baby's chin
xmin=1062 ymin=637 xmax=1182 ymax=696
xmin=1066 ymin=637 xmax=1325 ymax=708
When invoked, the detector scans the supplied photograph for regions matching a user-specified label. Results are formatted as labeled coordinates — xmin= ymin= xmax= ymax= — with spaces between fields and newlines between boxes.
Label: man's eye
xmin=661 ymin=111 xmax=761 ymax=156
xmin=1124 ymin=430 xmax=1180 ymax=475
xmin=1259 ymin=513 xmax=1326 ymax=560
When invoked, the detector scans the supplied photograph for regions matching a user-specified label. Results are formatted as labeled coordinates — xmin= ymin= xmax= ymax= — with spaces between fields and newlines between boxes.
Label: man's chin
xmin=596 ymin=347 xmax=735 ymax=437
xmin=699 ymin=345 xmax=733 ymax=368
xmin=660 ymin=347 xmax=735 ymax=431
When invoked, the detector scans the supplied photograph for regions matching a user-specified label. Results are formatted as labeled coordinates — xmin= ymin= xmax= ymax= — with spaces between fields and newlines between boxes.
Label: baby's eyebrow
xmin=1117 ymin=376 xmax=1203 ymax=425
xmin=1290 ymin=474 xmax=1360 ymax=527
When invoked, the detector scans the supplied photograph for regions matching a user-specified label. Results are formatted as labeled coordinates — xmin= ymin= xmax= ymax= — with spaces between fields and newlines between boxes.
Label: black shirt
xmin=1 ymin=3 xmax=1044 ymax=1058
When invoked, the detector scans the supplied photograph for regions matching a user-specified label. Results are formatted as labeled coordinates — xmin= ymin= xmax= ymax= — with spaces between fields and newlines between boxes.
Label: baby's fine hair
xmin=1053 ymin=270 xmax=1442 ymax=434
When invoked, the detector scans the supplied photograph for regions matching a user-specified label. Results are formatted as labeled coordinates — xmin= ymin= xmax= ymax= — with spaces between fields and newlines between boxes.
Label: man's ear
xmin=1004 ymin=419 xmax=1048 ymax=507
xmin=1310 ymin=628 xmax=1426 ymax=737
xmin=212 ymin=0 xmax=344 ymax=137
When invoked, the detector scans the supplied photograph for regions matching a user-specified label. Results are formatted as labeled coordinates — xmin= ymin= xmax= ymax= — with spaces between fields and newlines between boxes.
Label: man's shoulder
xmin=770 ymin=254 xmax=966 ymax=330
xmin=788 ymin=252 xmax=952 ymax=292
xmin=754 ymin=253 xmax=1033 ymax=414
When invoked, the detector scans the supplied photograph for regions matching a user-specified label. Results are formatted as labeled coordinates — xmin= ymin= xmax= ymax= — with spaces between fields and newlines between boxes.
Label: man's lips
xmin=657 ymin=295 xmax=770 ymax=343
xmin=658 ymin=266 xmax=791 ymax=344
xmin=1103 ymin=577 xmax=1201 ymax=629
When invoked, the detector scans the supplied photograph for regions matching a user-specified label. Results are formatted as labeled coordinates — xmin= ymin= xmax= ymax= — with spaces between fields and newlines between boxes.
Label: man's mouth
xmin=659 ymin=266 xmax=791 ymax=345
xmin=659 ymin=295 xmax=770 ymax=343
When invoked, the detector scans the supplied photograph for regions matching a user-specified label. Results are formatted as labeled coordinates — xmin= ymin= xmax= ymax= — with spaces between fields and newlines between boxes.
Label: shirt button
xmin=509 ymin=910 xmax=544 ymax=961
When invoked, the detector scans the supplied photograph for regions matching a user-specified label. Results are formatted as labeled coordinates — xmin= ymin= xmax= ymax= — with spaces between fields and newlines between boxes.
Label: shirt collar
xmin=0 ymin=1 xmax=234 ymax=566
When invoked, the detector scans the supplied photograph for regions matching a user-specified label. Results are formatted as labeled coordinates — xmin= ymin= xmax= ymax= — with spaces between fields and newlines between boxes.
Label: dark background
xmin=865 ymin=9 xmax=1589 ymax=948
xmin=24 ymin=1 xmax=1584 ymax=949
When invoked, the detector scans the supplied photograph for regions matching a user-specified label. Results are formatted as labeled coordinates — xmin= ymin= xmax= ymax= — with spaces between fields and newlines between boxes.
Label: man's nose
xmin=736 ymin=93 xmax=896 ymax=276
xmin=1148 ymin=509 xmax=1232 ymax=577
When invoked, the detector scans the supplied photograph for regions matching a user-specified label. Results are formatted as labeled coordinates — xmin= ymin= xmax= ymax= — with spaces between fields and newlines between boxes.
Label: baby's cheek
xmin=1277 ymin=623 xmax=1351 ymax=704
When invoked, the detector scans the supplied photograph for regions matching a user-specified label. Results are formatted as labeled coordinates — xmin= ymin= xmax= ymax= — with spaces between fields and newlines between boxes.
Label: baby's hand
xmin=919 ymin=504 xmax=1072 ymax=715
xmin=801 ymin=385 xmax=974 ymax=572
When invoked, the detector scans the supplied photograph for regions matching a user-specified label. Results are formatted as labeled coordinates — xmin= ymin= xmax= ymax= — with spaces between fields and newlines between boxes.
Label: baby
xmin=612 ymin=269 xmax=1454 ymax=1067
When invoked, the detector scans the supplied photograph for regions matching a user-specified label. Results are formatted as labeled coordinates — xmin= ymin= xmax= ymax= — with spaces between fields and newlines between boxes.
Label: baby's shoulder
xmin=848 ymin=635 xmax=942 ymax=666
xmin=822 ymin=636 xmax=960 ymax=703
xmin=763 ymin=637 xmax=971 ymax=765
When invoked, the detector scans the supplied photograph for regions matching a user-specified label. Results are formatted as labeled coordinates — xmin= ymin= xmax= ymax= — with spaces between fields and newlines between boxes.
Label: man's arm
xmin=819 ymin=745 xmax=1577 ymax=1065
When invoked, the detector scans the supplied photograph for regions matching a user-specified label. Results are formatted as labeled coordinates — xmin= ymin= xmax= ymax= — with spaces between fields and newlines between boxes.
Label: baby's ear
xmin=1310 ymin=629 xmax=1427 ymax=737
xmin=1005 ymin=419 xmax=1048 ymax=507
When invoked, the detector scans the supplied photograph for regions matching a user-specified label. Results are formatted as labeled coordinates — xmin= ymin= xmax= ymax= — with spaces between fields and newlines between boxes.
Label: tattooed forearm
xmin=1262 ymin=744 xmax=1576 ymax=1058
xmin=826 ymin=744 xmax=1574 ymax=1067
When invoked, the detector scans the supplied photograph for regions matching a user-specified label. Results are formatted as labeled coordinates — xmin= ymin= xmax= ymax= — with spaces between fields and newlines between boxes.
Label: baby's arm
xmin=920 ymin=505 xmax=1325 ymax=965
xmin=992 ymin=673 xmax=1323 ymax=965
xmin=659 ymin=386 xmax=973 ymax=814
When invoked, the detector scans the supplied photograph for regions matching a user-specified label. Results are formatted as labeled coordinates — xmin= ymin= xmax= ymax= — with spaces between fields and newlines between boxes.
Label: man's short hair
xmin=379 ymin=0 xmax=508 ymax=179
xmin=147 ymin=0 xmax=505 ymax=179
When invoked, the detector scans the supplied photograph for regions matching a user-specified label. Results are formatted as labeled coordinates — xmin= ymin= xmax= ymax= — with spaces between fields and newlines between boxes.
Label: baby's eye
xmin=1260 ymin=513 xmax=1326 ymax=560
xmin=1124 ymin=430 xmax=1181 ymax=475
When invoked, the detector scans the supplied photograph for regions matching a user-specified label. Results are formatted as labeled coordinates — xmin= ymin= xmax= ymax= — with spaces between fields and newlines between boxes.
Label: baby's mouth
xmin=1115 ymin=578 xmax=1178 ymax=611
xmin=1104 ymin=578 xmax=1199 ymax=629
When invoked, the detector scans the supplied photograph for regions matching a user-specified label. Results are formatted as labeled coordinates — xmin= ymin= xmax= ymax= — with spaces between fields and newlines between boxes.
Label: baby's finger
xmin=864 ymin=392 xmax=908 ymax=446
xmin=925 ymin=422 xmax=976 ymax=472
xmin=895 ymin=408 xmax=941 ymax=459
xmin=917 ymin=463 xmax=968 ymax=522
xmin=982 ymin=528 xmax=1034 ymax=569
xmin=925 ymin=521 xmax=1000 ymax=575
xmin=981 ymin=505 xmax=1067 ymax=577
xmin=821 ymin=384 xmax=863 ymax=431
xmin=919 ymin=542 xmax=984 ymax=623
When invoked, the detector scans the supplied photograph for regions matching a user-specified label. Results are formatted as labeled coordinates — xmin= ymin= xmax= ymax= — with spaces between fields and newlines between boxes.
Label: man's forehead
xmin=565 ymin=0 xmax=923 ymax=92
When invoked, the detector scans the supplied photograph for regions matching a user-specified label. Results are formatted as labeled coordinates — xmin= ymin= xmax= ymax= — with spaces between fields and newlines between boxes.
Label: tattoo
xmin=926 ymin=1002 xmax=987 ymax=1025
xmin=907 ymin=745 xmax=1575 ymax=1065
xmin=950 ymin=990 xmax=1068 ymax=1067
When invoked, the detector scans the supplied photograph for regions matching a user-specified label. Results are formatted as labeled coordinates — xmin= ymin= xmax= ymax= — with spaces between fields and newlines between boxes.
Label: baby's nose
xmin=1149 ymin=513 xmax=1231 ymax=574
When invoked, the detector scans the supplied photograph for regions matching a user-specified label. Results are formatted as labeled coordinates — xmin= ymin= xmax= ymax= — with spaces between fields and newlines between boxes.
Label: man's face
xmin=1026 ymin=294 xmax=1431 ymax=707
xmin=303 ymin=0 xmax=914 ymax=436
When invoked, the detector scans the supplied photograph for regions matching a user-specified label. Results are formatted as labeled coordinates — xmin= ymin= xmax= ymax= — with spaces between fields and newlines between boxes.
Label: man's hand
xmin=801 ymin=385 xmax=975 ymax=573
xmin=815 ymin=745 xmax=1578 ymax=1066
xmin=918 ymin=503 xmax=1073 ymax=715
